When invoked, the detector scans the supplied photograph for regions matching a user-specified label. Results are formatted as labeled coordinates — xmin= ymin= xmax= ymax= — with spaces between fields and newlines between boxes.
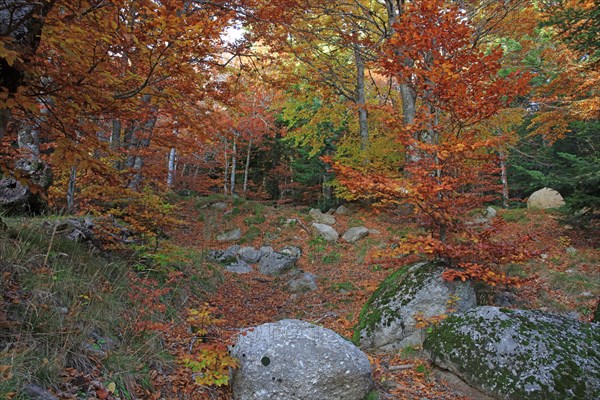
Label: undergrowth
xmin=0 ymin=217 xmax=224 ymax=399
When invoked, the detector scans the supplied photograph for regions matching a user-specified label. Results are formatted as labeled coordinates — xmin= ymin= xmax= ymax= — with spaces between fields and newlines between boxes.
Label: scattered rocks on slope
xmin=287 ymin=272 xmax=318 ymax=293
xmin=217 ymin=228 xmax=242 ymax=242
xmin=527 ymin=187 xmax=566 ymax=209
xmin=230 ymin=319 xmax=373 ymax=400
xmin=309 ymin=208 xmax=336 ymax=225
xmin=312 ymin=223 xmax=339 ymax=242
xmin=342 ymin=227 xmax=370 ymax=244
xmin=424 ymin=306 xmax=600 ymax=400
xmin=354 ymin=261 xmax=476 ymax=351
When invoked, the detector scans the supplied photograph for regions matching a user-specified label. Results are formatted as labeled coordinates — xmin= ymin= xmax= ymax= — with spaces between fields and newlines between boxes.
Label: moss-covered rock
xmin=353 ymin=261 xmax=476 ymax=351
xmin=424 ymin=306 xmax=600 ymax=399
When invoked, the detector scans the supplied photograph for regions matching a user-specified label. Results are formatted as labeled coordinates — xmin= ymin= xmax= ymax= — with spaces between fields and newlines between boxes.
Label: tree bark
xmin=500 ymin=152 xmax=509 ymax=208
xmin=67 ymin=166 xmax=77 ymax=214
xmin=243 ymin=139 xmax=252 ymax=196
xmin=0 ymin=0 xmax=55 ymax=141
xmin=230 ymin=132 xmax=238 ymax=196
xmin=167 ymin=147 xmax=177 ymax=189
xmin=354 ymin=44 xmax=369 ymax=152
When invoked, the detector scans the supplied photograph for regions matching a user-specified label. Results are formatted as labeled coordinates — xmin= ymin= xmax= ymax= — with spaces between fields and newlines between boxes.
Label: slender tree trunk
xmin=167 ymin=147 xmax=177 ymax=189
xmin=223 ymin=148 xmax=229 ymax=195
xmin=354 ymin=45 xmax=369 ymax=152
xmin=500 ymin=152 xmax=509 ymax=208
xmin=66 ymin=165 xmax=77 ymax=214
xmin=230 ymin=133 xmax=238 ymax=196
xmin=243 ymin=139 xmax=252 ymax=196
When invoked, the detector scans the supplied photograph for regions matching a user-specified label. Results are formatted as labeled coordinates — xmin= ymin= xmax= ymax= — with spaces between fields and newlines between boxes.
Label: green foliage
xmin=240 ymin=225 xmax=261 ymax=243
xmin=322 ymin=251 xmax=341 ymax=264
xmin=509 ymin=120 xmax=600 ymax=214
xmin=0 ymin=220 xmax=166 ymax=397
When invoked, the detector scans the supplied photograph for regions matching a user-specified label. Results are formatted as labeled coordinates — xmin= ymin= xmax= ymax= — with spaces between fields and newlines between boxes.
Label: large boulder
xmin=527 ymin=187 xmax=566 ymax=209
xmin=424 ymin=307 xmax=600 ymax=399
xmin=230 ymin=319 xmax=373 ymax=400
xmin=353 ymin=261 xmax=476 ymax=351
xmin=258 ymin=251 xmax=298 ymax=276
xmin=309 ymin=208 xmax=336 ymax=225
xmin=312 ymin=223 xmax=339 ymax=242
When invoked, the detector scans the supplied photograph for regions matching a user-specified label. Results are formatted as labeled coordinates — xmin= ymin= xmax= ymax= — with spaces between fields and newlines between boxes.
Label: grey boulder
xmin=258 ymin=251 xmax=298 ymax=276
xmin=226 ymin=260 xmax=253 ymax=274
xmin=309 ymin=208 xmax=336 ymax=225
xmin=287 ymin=272 xmax=318 ymax=293
xmin=527 ymin=187 xmax=566 ymax=209
xmin=238 ymin=246 xmax=263 ymax=263
xmin=424 ymin=306 xmax=600 ymax=399
xmin=231 ymin=319 xmax=373 ymax=400
xmin=312 ymin=223 xmax=339 ymax=242
xmin=217 ymin=228 xmax=242 ymax=242
xmin=342 ymin=227 xmax=369 ymax=243
xmin=354 ymin=261 xmax=476 ymax=351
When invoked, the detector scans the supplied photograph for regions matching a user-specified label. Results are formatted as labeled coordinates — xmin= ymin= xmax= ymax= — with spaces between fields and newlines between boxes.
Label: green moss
xmin=352 ymin=261 xmax=444 ymax=345
xmin=424 ymin=308 xmax=600 ymax=399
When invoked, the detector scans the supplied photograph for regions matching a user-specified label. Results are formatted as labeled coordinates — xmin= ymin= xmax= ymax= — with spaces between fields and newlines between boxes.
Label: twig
xmin=44 ymin=223 xmax=58 ymax=266
xmin=389 ymin=364 xmax=415 ymax=372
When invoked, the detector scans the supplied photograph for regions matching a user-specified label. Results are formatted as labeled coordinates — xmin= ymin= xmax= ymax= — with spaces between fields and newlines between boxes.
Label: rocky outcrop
xmin=354 ymin=261 xmax=476 ymax=351
xmin=424 ymin=306 xmax=600 ymax=399
xmin=208 ymin=245 xmax=300 ymax=276
xmin=527 ymin=187 xmax=566 ymax=209
xmin=231 ymin=319 xmax=373 ymax=400
xmin=312 ymin=223 xmax=338 ymax=242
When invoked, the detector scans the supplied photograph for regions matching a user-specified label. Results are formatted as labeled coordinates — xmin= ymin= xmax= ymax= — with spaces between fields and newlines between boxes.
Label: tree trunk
xmin=223 ymin=148 xmax=229 ymax=195
xmin=167 ymin=147 xmax=177 ymax=189
xmin=243 ymin=139 xmax=252 ymax=196
xmin=354 ymin=45 xmax=369 ymax=152
xmin=0 ymin=1 xmax=55 ymax=141
xmin=500 ymin=152 xmax=509 ymax=208
xmin=230 ymin=132 xmax=238 ymax=196
xmin=66 ymin=165 xmax=77 ymax=214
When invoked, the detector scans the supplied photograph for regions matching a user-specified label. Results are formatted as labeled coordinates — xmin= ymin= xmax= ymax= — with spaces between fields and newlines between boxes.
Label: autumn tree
xmin=331 ymin=0 xmax=531 ymax=284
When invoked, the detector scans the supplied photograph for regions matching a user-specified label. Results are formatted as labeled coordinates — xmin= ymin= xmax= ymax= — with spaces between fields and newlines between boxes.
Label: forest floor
xmin=160 ymin=196 xmax=600 ymax=399
xmin=1 ymin=197 xmax=598 ymax=400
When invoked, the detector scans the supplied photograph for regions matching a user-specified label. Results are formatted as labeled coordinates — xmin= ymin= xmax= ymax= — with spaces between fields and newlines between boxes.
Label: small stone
xmin=312 ymin=223 xmax=339 ymax=242
xmin=217 ymin=228 xmax=241 ymax=242
xmin=566 ymin=246 xmax=577 ymax=254
xmin=288 ymin=272 xmax=318 ymax=293
xmin=211 ymin=202 xmax=228 ymax=210
xmin=309 ymin=208 xmax=336 ymax=225
xmin=280 ymin=245 xmax=302 ymax=258
xmin=226 ymin=260 xmax=253 ymax=274
xmin=342 ymin=227 xmax=370 ymax=243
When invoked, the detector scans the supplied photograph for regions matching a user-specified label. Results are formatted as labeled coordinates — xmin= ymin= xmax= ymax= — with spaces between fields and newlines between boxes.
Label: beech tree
xmin=331 ymin=0 xmax=531 ymax=284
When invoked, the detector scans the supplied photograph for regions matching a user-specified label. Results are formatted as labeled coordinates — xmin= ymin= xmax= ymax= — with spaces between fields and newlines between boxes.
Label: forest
xmin=1 ymin=1 xmax=599 ymax=399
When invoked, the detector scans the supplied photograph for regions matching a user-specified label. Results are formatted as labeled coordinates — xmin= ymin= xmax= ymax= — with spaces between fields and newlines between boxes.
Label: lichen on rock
xmin=424 ymin=306 xmax=600 ymax=399
xmin=353 ymin=261 xmax=476 ymax=351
